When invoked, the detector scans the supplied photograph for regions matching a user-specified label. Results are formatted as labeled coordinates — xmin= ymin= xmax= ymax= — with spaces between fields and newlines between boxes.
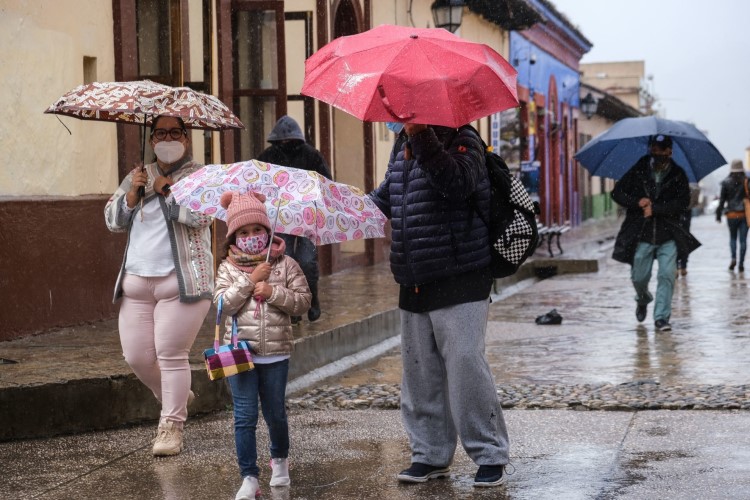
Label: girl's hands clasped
xmin=250 ymin=262 xmax=271 ymax=283
xmin=253 ymin=281 xmax=273 ymax=300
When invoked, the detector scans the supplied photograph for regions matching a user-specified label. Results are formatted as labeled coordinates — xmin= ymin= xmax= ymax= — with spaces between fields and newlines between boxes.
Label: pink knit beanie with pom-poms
xmin=220 ymin=190 xmax=271 ymax=237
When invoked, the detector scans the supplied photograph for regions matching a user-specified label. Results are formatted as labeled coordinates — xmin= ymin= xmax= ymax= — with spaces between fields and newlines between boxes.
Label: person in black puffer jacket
xmin=369 ymin=123 xmax=510 ymax=488
xmin=257 ymin=116 xmax=331 ymax=323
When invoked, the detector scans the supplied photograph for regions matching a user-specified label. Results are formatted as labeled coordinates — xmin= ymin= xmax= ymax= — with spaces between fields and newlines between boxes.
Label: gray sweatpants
xmin=400 ymin=299 xmax=509 ymax=467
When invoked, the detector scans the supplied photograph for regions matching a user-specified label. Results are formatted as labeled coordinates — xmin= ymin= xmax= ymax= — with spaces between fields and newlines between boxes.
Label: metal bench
xmin=536 ymin=221 xmax=571 ymax=257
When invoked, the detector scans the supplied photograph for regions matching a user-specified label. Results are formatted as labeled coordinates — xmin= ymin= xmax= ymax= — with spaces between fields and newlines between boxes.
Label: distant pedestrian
xmin=257 ymin=116 xmax=330 ymax=324
xmin=676 ymin=182 xmax=701 ymax=276
xmin=104 ymin=115 xmax=213 ymax=457
xmin=369 ymin=122 xmax=510 ymax=488
xmin=716 ymin=159 xmax=749 ymax=272
xmin=213 ymin=191 xmax=311 ymax=499
xmin=612 ymin=134 xmax=700 ymax=332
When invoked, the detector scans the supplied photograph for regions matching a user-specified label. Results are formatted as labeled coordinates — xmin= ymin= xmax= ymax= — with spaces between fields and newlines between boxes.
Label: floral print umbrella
xmin=45 ymin=79 xmax=244 ymax=130
xmin=171 ymin=160 xmax=387 ymax=245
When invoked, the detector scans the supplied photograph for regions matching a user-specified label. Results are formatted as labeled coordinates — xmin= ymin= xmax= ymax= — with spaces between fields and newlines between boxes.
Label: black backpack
xmin=464 ymin=127 xmax=539 ymax=278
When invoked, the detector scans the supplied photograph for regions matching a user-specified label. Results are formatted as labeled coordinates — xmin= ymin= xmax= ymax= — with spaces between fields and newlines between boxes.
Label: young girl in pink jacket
xmin=213 ymin=190 xmax=311 ymax=499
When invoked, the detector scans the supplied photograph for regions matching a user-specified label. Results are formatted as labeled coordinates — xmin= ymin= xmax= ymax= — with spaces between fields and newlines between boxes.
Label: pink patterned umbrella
xmin=171 ymin=160 xmax=387 ymax=245
xmin=44 ymin=79 xmax=244 ymax=130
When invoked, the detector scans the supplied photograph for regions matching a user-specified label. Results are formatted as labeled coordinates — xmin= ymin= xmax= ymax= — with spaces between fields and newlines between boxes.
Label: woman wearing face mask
xmin=104 ymin=115 xmax=214 ymax=457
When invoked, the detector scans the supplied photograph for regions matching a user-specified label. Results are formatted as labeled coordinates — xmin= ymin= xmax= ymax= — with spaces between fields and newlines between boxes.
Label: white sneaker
xmin=235 ymin=476 xmax=260 ymax=499
xmin=270 ymin=458 xmax=291 ymax=487
xmin=152 ymin=421 xmax=183 ymax=456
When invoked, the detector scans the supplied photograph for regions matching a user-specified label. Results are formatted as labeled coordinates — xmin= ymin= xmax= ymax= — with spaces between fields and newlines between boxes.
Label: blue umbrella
xmin=574 ymin=116 xmax=727 ymax=182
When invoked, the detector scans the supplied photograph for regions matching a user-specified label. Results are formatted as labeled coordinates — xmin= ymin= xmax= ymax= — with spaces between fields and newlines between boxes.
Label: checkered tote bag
xmin=203 ymin=296 xmax=254 ymax=381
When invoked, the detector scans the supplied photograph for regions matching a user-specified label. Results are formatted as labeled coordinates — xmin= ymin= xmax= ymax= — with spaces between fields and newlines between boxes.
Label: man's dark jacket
xmin=611 ymin=155 xmax=700 ymax=264
xmin=716 ymin=174 xmax=749 ymax=217
xmin=369 ymin=126 xmax=491 ymax=298
xmin=257 ymin=142 xmax=331 ymax=180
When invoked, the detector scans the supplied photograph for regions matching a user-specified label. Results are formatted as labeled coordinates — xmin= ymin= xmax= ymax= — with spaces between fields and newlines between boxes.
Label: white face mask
xmin=153 ymin=141 xmax=186 ymax=164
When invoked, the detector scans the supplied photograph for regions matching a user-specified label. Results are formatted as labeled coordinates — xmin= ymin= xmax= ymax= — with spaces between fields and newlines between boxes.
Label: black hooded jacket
xmin=716 ymin=173 xmax=749 ymax=217
xmin=611 ymin=155 xmax=700 ymax=264
xmin=257 ymin=141 xmax=331 ymax=180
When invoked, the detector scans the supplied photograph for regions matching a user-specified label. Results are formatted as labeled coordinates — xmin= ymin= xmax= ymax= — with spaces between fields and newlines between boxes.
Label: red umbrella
xmin=301 ymin=24 xmax=518 ymax=128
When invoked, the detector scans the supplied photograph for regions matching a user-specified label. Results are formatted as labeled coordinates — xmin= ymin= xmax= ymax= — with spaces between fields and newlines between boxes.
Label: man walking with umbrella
xmin=612 ymin=134 xmax=699 ymax=332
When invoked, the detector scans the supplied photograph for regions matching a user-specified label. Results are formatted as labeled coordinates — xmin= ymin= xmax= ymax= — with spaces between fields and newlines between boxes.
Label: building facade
xmin=1 ymin=0 xmax=590 ymax=339
xmin=507 ymin=0 xmax=592 ymax=227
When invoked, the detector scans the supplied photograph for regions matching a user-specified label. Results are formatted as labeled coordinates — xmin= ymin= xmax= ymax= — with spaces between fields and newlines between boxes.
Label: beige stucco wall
xmin=0 ymin=1 xmax=118 ymax=197
xmin=581 ymin=61 xmax=644 ymax=111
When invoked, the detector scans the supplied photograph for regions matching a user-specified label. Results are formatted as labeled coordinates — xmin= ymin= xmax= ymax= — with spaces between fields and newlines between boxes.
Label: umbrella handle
xmin=377 ymin=85 xmax=414 ymax=121
xmin=138 ymin=113 xmax=148 ymax=199
xmin=265 ymin=199 xmax=282 ymax=263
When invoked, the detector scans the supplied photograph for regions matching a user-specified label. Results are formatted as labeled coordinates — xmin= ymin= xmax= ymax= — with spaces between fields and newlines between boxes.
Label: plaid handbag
xmin=204 ymin=296 xmax=254 ymax=381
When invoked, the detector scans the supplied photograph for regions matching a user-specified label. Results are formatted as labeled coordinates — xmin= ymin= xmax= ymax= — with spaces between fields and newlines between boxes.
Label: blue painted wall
xmin=510 ymin=31 xmax=583 ymax=225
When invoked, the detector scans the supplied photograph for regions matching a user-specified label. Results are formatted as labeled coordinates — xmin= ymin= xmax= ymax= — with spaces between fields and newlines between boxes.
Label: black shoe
xmin=655 ymin=319 xmax=672 ymax=332
xmin=729 ymin=259 xmax=737 ymax=271
xmin=396 ymin=463 xmax=450 ymax=483
xmin=535 ymin=309 xmax=562 ymax=325
xmin=740 ymin=264 xmax=745 ymax=273
xmin=307 ymin=307 xmax=321 ymax=322
xmin=636 ymin=303 xmax=647 ymax=322
xmin=307 ymin=281 xmax=321 ymax=322
xmin=474 ymin=465 xmax=506 ymax=487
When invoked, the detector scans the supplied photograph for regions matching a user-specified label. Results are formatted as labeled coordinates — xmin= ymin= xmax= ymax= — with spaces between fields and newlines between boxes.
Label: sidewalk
xmin=0 ymin=216 xmax=619 ymax=440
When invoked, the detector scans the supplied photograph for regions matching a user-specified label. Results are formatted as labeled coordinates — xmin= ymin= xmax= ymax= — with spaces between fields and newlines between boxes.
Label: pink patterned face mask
xmin=236 ymin=232 xmax=269 ymax=255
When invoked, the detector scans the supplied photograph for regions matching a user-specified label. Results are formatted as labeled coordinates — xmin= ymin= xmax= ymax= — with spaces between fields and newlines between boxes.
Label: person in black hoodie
xmin=257 ymin=116 xmax=331 ymax=323
xmin=716 ymin=159 xmax=749 ymax=272
xmin=612 ymin=134 xmax=700 ymax=332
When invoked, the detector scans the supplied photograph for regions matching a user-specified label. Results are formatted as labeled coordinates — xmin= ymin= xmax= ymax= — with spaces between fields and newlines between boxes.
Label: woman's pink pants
xmin=118 ymin=273 xmax=210 ymax=426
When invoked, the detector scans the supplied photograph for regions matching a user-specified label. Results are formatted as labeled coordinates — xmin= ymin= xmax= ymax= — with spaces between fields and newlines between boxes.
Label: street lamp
xmin=580 ymin=92 xmax=598 ymax=119
xmin=512 ymin=50 xmax=537 ymax=67
xmin=431 ymin=0 xmax=465 ymax=33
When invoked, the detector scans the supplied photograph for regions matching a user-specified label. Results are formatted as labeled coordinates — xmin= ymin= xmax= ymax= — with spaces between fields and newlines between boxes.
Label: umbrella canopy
xmin=170 ymin=160 xmax=387 ymax=246
xmin=45 ymin=80 xmax=244 ymax=130
xmin=574 ymin=116 xmax=726 ymax=182
xmin=301 ymin=24 xmax=518 ymax=128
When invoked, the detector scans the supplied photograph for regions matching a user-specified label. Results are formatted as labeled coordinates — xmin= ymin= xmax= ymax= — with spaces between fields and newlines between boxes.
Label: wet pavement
xmin=2 ymin=214 xmax=750 ymax=499
xmin=309 ymin=214 xmax=750 ymax=391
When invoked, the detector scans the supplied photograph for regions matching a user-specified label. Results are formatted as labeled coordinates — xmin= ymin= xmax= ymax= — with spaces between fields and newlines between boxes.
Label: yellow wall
xmin=581 ymin=61 xmax=644 ymax=111
xmin=0 ymin=1 xmax=117 ymax=196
